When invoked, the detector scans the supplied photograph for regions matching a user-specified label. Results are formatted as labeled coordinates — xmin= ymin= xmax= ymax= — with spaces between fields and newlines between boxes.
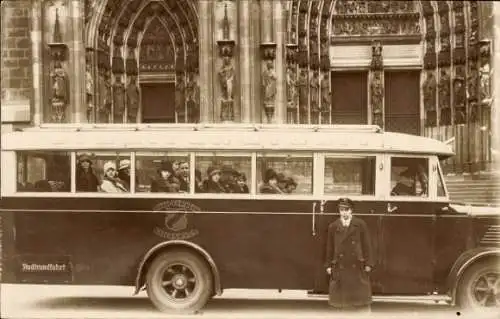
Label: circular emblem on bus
xmin=152 ymin=200 xmax=201 ymax=240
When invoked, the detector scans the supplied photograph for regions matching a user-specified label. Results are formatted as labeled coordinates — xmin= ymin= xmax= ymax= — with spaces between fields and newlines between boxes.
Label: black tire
xmin=146 ymin=250 xmax=213 ymax=313
xmin=457 ymin=260 xmax=500 ymax=309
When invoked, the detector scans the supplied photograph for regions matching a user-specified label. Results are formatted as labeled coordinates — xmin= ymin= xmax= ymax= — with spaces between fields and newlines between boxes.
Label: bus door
xmin=310 ymin=154 xmax=384 ymax=294
xmin=378 ymin=155 xmax=436 ymax=294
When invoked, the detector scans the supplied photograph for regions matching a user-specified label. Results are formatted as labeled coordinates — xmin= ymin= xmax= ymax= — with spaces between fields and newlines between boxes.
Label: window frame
xmin=318 ymin=153 xmax=381 ymax=200
xmin=385 ymin=153 xmax=433 ymax=202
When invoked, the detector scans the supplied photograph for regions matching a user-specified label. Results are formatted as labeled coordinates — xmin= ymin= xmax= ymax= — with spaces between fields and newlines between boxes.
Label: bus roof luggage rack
xmin=23 ymin=123 xmax=383 ymax=134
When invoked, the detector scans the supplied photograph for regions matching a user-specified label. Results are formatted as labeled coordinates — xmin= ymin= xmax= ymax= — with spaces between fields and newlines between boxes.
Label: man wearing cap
xmin=117 ymin=159 xmax=131 ymax=191
xmin=325 ymin=197 xmax=374 ymax=312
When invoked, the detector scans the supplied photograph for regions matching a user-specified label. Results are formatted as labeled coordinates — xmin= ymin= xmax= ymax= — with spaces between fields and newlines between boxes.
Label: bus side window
xmin=324 ymin=156 xmax=376 ymax=195
xmin=195 ymin=152 xmax=252 ymax=194
xmin=256 ymin=152 xmax=312 ymax=195
xmin=17 ymin=151 xmax=71 ymax=192
xmin=76 ymin=152 xmax=131 ymax=193
xmin=135 ymin=152 xmax=190 ymax=193
xmin=390 ymin=157 xmax=429 ymax=197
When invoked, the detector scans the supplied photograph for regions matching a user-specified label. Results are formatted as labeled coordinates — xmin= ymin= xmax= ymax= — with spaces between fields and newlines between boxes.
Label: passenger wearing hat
xmin=259 ymin=168 xmax=284 ymax=194
xmin=150 ymin=160 xmax=180 ymax=193
xmin=284 ymin=176 xmax=298 ymax=194
xmin=117 ymin=159 xmax=132 ymax=191
xmin=100 ymin=161 xmax=127 ymax=193
xmin=391 ymin=167 xmax=416 ymax=196
xmin=324 ymin=197 xmax=374 ymax=312
xmin=76 ymin=153 xmax=99 ymax=192
xmin=234 ymin=172 xmax=249 ymax=194
xmin=203 ymin=166 xmax=226 ymax=193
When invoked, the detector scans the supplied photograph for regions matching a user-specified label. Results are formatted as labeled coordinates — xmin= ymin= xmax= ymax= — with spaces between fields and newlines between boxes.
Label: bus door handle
xmin=312 ymin=202 xmax=317 ymax=236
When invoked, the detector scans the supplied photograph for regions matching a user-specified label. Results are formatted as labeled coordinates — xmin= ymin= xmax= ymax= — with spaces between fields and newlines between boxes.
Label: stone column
xmin=260 ymin=0 xmax=277 ymax=123
xmin=69 ymin=0 xmax=86 ymax=123
xmin=260 ymin=0 xmax=273 ymax=43
xmin=273 ymin=0 xmax=286 ymax=124
xmin=369 ymin=41 xmax=384 ymax=129
xmin=239 ymin=1 xmax=251 ymax=123
xmin=199 ymin=0 xmax=214 ymax=123
xmin=31 ymin=0 xmax=44 ymax=126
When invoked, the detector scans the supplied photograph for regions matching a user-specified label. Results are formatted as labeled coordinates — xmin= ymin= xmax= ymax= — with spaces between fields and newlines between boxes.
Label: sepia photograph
xmin=1 ymin=0 xmax=499 ymax=318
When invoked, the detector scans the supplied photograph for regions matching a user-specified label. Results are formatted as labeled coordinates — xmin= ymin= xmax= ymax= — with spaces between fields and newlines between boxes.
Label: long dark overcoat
xmin=324 ymin=216 xmax=374 ymax=308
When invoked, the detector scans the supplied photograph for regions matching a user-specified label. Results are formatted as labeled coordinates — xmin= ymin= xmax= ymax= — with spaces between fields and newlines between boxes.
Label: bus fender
xmin=446 ymin=246 xmax=500 ymax=304
xmin=133 ymin=240 xmax=222 ymax=296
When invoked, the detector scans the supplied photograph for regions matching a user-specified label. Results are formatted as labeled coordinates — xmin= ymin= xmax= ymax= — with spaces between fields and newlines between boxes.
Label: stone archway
xmin=84 ymin=0 xmax=199 ymax=124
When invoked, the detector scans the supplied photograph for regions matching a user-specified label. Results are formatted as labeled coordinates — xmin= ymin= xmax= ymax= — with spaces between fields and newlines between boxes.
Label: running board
xmin=306 ymin=293 xmax=452 ymax=304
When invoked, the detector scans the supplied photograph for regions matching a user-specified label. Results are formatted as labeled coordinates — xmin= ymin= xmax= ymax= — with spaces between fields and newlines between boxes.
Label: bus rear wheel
xmin=146 ymin=250 xmax=213 ymax=313
xmin=457 ymin=260 xmax=500 ymax=309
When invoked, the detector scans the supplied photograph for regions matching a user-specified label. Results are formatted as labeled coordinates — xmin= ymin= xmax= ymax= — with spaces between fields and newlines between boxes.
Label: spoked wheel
xmin=146 ymin=250 xmax=213 ymax=313
xmin=457 ymin=260 xmax=500 ymax=309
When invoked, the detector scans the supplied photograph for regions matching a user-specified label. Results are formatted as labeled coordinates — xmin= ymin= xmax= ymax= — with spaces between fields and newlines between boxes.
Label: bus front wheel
xmin=146 ymin=250 xmax=213 ymax=313
xmin=457 ymin=259 xmax=500 ymax=309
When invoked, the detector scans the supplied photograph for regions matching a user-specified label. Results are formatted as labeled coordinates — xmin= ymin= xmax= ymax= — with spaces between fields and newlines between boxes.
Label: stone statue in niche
xmin=85 ymin=63 xmax=94 ymax=121
xmin=440 ymin=13 xmax=449 ymax=34
xmin=175 ymin=74 xmax=185 ymax=113
xmin=371 ymin=41 xmax=383 ymax=70
xmin=453 ymin=77 xmax=466 ymax=108
xmin=49 ymin=60 xmax=69 ymax=123
xmin=98 ymin=68 xmax=112 ymax=122
xmin=423 ymin=70 xmax=437 ymax=111
xmin=321 ymin=73 xmax=330 ymax=110
xmin=371 ymin=72 xmax=383 ymax=115
xmin=309 ymin=71 xmax=320 ymax=110
xmin=467 ymin=64 xmax=479 ymax=101
xmin=126 ymin=75 xmax=140 ymax=123
xmin=113 ymin=76 xmax=126 ymax=123
xmin=297 ymin=69 xmax=308 ymax=110
xmin=425 ymin=15 xmax=434 ymax=31
xmin=438 ymin=69 xmax=451 ymax=109
xmin=186 ymin=73 xmax=200 ymax=123
xmin=479 ymin=62 xmax=491 ymax=102
xmin=262 ymin=61 xmax=277 ymax=105
xmin=218 ymin=56 xmax=234 ymax=101
xmin=286 ymin=66 xmax=297 ymax=108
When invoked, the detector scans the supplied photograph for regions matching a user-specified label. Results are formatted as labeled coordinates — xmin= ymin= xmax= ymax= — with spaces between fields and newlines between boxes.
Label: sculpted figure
xmin=262 ymin=61 xmax=277 ymax=104
xmin=126 ymin=76 xmax=140 ymax=123
xmin=423 ymin=71 xmax=437 ymax=110
xmin=286 ymin=66 xmax=297 ymax=107
xmin=218 ymin=57 xmax=234 ymax=100
xmin=50 ymin=61 xmax=69 ymax=123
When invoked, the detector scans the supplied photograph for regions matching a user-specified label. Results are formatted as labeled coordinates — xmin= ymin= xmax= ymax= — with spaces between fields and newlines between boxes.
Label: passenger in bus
xmin=391 ymin=168 xmax=416 ymax=196
xmin=284 ymin=177 xmax=298 ymax=194
xmin=150 ymin=160 xmax=181 ymax=193
xmin=234 ymin=172 xmax=249 ymax=193
xmin=34 ymin=180 xmax=53 ymax=192
xmin=221 ymin=166 xmax=239 ymax=193
xmin=100 ymin=161 xmax=128 ymax=193
xmin=277 ymin=173 xmax=288 ymax=192
xmin=176 ymin=160 xmax=190 ymax=192
xmin=117 ymin=159 xmax=132 ymax=191
xmin=259 ymin=168 xmax=284 ymax=194
xmin=76 ymin=153 xmax=99 ymax=192
xmin=195 ymin=169 xmax=204 ymax=193
xmin=203 ymin=166 xmax=226 ymax=193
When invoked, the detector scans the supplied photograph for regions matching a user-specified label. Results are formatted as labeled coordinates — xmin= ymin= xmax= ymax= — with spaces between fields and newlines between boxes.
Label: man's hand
xmin=364 ymin=265 xmax=372 ymax=272
xmin=326 ymin=267 xmax=332 ymax=275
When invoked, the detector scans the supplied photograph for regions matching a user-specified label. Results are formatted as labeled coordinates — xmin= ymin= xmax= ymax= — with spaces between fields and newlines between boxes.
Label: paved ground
xmin=1 ymin=285 xmax=498 ymax=319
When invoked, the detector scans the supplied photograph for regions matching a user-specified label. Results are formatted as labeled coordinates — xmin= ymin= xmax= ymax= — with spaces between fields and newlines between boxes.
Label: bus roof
xmin=0 ymin=124 xmax=454 ymax=158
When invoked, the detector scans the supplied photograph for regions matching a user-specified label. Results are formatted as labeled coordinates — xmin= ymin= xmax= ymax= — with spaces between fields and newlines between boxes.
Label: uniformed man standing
xmin=325 ymin=198 xmax=374 ymax=312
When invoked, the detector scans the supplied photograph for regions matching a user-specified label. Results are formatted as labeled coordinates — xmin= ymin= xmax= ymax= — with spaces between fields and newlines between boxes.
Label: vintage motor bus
xmin=0 ymin=124 xmax=499 ymax=313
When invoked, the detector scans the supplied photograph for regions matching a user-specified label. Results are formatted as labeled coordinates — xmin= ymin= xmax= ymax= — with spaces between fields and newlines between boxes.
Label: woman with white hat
xmin=100 ymin=161 xmax=127 ymax=193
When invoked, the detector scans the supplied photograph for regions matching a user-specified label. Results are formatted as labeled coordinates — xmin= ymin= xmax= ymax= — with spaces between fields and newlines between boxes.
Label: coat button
xmin=352 ymin=264 xmax=356 ymax=268
xmin=352 ymin=240 xmax=356 ymax=244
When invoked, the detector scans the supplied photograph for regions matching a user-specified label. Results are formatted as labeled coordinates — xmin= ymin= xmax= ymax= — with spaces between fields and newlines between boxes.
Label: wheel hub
xmin=172 ymin=274 xmax=188 ymax=289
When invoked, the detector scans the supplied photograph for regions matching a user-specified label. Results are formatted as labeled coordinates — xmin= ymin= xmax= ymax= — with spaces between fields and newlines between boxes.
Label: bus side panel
xmin=1 ymin=210 xmax=17 ymax=283
xmin=3 ymin=197 xmax=318 ymax=290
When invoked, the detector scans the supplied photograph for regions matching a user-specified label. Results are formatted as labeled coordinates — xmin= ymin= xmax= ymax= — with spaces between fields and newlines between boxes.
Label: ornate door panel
xmin=140 ymin=83 xmax=176 ymax=123
xmin=384 ymin=70 xmax=421 ymax=135
xmin=331 ymin=71 xmax=368 ymax=125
